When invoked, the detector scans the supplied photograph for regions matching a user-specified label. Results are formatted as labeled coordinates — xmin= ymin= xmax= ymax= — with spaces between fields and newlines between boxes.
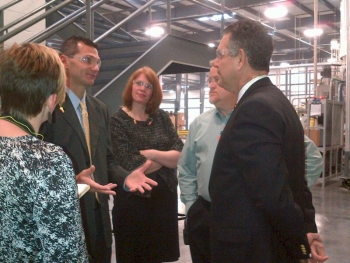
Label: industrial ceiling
xmin=96 ymin=0 xmax=342 ymax=66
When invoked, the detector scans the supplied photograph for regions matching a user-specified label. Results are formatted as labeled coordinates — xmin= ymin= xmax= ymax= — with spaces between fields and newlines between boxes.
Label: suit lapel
xmin=61 ymin=96 xmax=90 ymax=156
xmin=86 ymin=95 xmax=99 ymax=160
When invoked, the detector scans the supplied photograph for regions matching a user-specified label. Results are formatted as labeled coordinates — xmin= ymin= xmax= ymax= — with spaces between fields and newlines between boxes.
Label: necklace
xmin=124 ymin=107 xmax=153 ymax=126
xmin=0 ymin=112 xmax=44 ymax=140
xmin=130 ymin=115 xmax=153 ymax=126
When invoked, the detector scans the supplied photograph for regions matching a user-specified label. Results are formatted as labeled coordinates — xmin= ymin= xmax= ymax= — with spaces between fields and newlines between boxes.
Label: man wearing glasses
xmin=40 ymin=36 xmax=157 ymax=262
xmin=209 ymin=20 xmax=327 ymax=263
xmin=178 ymin=61 xmax=325 ymax=263
xmin=178 ymin=64 xmax=237 ymax=263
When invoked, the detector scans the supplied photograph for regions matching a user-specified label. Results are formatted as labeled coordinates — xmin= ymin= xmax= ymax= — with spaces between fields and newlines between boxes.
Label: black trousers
xmin=80 ymin=197 xmax=111 ymax=263
xmin=187 ymin=196 xmax=211 ymax=263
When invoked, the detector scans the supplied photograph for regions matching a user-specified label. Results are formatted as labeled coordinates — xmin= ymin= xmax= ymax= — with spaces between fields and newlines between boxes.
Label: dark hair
xmin=60 ymin=35 xmax=98 ymax=56
xmin=0 ymin=43 xmax=66 ymax=119
xmin=224 ymin=20 xmax=273 ymax=72
xmin=123 ymin=66 xmax=163 ymax=114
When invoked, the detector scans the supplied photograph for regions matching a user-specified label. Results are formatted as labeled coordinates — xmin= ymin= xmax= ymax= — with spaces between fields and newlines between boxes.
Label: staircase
xmin=45 ymin=0 xmax=215 ymax=113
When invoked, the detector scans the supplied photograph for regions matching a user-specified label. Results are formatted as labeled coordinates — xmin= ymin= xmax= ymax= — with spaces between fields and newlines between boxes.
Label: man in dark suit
xmin=209 ymin=21 xmax=328 ymax=263
xmin=41 ymin=36 xmax=157 ymax=263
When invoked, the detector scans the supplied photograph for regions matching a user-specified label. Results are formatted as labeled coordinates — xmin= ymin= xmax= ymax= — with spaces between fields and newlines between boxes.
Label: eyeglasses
xmin=216 ymin=49 xmax=234 ymax=60
xmin=133 ymin=80 xmax=153 ymax=90
xmin=207 ymin=76 xmax=220 ymax=84
xmin=68 ymin=55 xmax=102 ymax=68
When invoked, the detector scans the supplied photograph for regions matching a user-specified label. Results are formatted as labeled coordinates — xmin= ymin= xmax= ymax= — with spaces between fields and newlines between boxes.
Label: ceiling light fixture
xmin=199 ymin=13 xmax=235 ymax=22
xmin=145 ymin=26 xmax=165 ymax=37
xmin=198 ymin=17 xmax=209 ymax=21
xmin=303 ymin=28 xmax=323 ymax=38
xmin=210 ymin=14 xmax=233 ymax=22
xmin=208 ymin=43 xmax=215 ymax=48
xmin=330 ymin=39 xmax=339 ymax=49
xmin=264 ymin=6 xmax=288 ymax=19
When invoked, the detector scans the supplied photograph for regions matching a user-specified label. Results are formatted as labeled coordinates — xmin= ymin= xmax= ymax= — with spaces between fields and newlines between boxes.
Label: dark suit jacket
xmin=40 ymin=94 xmax=129 ymax=257
xmin=209 ymin=77 xmax=317 ymax=262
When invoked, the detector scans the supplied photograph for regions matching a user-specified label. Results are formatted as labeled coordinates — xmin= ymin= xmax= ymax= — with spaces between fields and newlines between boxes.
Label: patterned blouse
xmin=0 ymin=136 xmax=88 ymax=263
xmin=110 ymin=108 xmax=183 ymax=196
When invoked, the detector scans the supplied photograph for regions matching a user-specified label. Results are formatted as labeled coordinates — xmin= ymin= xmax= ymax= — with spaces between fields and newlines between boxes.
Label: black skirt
xmin=112 ymin=175 xmax=180 ymax=263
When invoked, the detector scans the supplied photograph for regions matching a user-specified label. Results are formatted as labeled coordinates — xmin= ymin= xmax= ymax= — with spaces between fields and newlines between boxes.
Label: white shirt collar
xmin=237 ymin=75 xmax=267 ymax=103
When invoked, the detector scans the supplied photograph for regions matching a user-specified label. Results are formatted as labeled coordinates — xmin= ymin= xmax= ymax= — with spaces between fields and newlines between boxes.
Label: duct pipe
xmin=345 ymin=0 xmax=350 ymax=154
xmin=313 ymin=0 xmax=318 ymax=96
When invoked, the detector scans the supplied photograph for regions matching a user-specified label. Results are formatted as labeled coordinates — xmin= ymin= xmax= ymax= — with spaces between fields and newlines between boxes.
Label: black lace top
xmin=110 ymin=108 xmax=183 ymax=196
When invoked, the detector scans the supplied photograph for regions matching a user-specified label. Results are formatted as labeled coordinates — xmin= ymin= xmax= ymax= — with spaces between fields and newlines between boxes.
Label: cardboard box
xmin=170 ymin=113 xmax=186 ymax=129
xmin=305 ymin=129 xmax=321 ymax=146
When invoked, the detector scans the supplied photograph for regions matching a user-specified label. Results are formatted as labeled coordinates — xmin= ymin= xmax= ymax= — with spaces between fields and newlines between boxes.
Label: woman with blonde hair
xmin=0 ymin=43 xmax=88 ymax=262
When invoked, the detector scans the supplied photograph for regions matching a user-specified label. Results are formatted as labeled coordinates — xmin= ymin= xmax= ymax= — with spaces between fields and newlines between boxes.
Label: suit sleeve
xmin=101 ymin=104 xmax=130 ymax=186
xmin=233 ymin=99 xmax=311 ymax=258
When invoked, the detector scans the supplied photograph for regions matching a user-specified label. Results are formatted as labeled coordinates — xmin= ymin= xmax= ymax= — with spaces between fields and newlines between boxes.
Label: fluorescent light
xmin=303 ymin=28 xmax=323 ymax=37
xmin=208 ymin=43 xmax=215 ymax=48
xmin=280 ymin=62 xmax=290 ymax=67
xmin=330 ymin=39 xmax=339 ymax=49
xmin=145 ymin=26 xmax=165 ymax=37
xmin=199 ymin=13 xmax=235 ymax=22
xmin=264 ymin=6 xmax=288 ymax=19
xmin=210 ymin=14 xmax=232 ymax=22
xmin=198 ymin=17 xmax=209 ymax=21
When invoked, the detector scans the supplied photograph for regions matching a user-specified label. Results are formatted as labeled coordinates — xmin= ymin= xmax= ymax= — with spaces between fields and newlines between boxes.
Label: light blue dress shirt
xmin=178 ymin=108 xmax=232 ymax=213
xmin=66 ymin=87 xmax=86 ymax=129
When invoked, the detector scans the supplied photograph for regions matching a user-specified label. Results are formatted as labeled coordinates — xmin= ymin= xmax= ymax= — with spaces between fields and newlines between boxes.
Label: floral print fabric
xmin=0 ymin=135 xmax=88 ymax=262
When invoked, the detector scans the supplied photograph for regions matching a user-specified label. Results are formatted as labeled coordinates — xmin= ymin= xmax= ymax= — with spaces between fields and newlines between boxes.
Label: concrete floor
xmin=111 ymin=176 xmax=350 ymax=263
xmin=309 ymin=177 xmax=350 ymax=263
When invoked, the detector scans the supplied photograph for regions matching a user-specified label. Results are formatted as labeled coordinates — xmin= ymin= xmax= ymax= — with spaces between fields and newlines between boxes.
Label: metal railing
xmin=0 ymin=0 xmax=75 ymax=44
xmin=94 ymin=0 xmax=161 ymax=44
xmin=0 ymin=0 xmax=22 ymax=13
xmin=25 ymin=0 xmax=108 ymax=44
xmin=0 ymin=0 xmax=60 ymax=35
xmin=0 ymin=0 xmax=173 ymax=45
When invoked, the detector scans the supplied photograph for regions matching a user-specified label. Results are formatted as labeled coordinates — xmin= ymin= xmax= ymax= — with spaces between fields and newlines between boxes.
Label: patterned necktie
xmin=79 ymin=101 xmax=99 ymax=202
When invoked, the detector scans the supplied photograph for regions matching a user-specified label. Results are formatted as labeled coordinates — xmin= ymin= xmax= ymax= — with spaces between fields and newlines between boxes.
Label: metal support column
xmin=175 ymin=74 xmax=182 ymax=130
xmin=184 ymin=74 xmax=189 ymax=130
xmin=199 ymin=72 xmax=206 ymax=114
xmin=343 ymin=0 xmax=350 ymax=178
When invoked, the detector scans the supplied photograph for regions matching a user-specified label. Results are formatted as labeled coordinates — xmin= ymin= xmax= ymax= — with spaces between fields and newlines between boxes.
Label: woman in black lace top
xmin=110 ymin=66 xmax=183 ymax=263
